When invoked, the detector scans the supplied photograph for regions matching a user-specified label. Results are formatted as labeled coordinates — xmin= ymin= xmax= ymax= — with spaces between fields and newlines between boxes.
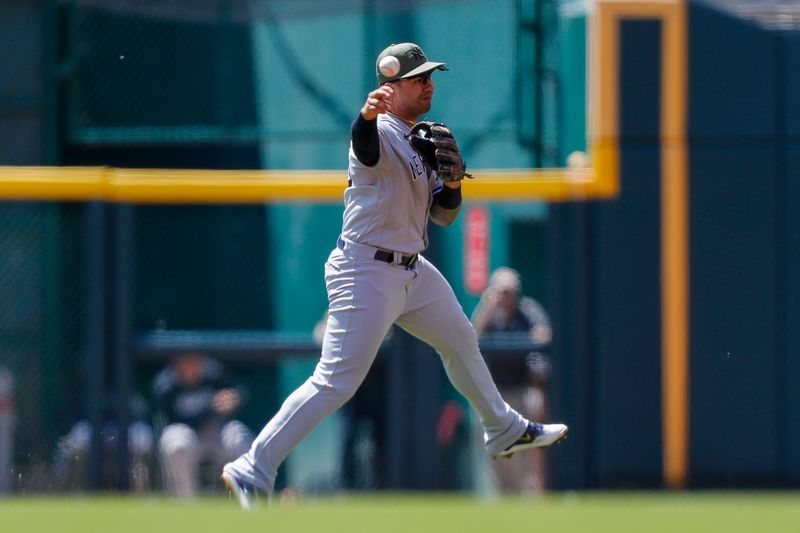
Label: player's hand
xmin=360 ymin=85 xmax=394 ymax=121
xmin=212 ymin=388 xmax=240 ymax=415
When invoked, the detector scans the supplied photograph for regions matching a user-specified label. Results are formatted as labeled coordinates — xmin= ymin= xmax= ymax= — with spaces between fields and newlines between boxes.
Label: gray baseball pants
xmin=224 ymin=241 xmax=527 ymax=492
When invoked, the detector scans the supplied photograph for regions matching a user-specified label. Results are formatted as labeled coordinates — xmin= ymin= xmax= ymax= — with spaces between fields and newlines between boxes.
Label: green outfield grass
xmin=1 ymin=492 xmax=798 ymax=533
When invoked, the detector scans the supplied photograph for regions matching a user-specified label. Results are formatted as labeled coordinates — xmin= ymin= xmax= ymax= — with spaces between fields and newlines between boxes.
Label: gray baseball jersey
xmin=223 ymin=113 xmax=528 ymax=494
xmin=341 ymin=113 xmax=441 ymax=254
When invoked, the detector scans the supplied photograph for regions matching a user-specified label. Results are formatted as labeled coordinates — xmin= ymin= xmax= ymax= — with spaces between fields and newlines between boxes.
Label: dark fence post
xmin=85 ymin=201 xmax=107 ymax=490
xmin=112 ymin=203 xmax=134 ymax=491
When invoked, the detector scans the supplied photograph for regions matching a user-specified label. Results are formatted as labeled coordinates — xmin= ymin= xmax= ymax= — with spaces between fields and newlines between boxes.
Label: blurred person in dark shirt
xmin=471 ymin=267 xmax=553 ymax=494
xmin=153 ymin=352 xmax=253 ymax=497
xmin=471 ymin=267 xmax=552 ymax=345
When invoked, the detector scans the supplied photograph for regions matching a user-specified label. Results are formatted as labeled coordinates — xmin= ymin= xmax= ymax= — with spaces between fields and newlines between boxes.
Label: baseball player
xmin=221 ymin=42 xmax=567 ymax=508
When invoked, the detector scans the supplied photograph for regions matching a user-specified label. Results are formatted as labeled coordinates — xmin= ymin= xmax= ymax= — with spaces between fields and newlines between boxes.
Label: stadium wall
xmin=550 ymin=0 xmax=800 ymax=489
xmin=3 ymin=0 xmax=800 ymax=493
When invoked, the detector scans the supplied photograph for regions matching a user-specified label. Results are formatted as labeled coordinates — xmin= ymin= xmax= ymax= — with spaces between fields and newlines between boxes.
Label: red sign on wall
xmin=464 ymin=206 xmax=490 ymax=295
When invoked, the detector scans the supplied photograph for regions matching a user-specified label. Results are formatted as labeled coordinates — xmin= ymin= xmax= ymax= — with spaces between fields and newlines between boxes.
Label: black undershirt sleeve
xmin=434 ymin=184 xmax=462 ymax=209
xmin=350 ymin=113 xmax=380 ymax=167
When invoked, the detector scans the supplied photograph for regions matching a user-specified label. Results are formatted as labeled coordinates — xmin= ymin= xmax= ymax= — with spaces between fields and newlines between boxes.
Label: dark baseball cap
xmin=376 ymin=42 xmax=448 ymax=84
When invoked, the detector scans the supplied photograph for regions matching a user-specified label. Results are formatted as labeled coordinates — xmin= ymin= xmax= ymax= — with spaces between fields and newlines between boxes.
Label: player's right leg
xmin=222 ymin=248 xmax=410 ymax=503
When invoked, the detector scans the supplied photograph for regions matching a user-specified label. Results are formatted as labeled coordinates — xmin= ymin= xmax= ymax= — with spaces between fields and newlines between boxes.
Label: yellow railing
xmin=0 ymin=165 xmax=614 ymax=204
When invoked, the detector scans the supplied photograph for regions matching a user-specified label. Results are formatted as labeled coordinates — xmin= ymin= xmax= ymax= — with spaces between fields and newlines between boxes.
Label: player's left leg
xmin=223 ymin=250 xmax=409 ymax=498
xmin=395 ymin=256 xmax=528 ymax=456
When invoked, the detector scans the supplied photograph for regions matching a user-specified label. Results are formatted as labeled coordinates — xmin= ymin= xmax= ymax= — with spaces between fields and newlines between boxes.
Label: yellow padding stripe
xmin=0 ymin=166 xmax=612 ymax=203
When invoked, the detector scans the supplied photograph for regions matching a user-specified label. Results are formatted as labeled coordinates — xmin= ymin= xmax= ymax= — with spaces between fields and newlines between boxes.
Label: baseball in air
xmin=379 ymin=56 xmax=401 ymax=78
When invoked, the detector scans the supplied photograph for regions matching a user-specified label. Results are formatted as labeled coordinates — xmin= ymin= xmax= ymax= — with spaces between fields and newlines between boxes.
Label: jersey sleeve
xmin=350 ymin=114 xmax=380 ymax=166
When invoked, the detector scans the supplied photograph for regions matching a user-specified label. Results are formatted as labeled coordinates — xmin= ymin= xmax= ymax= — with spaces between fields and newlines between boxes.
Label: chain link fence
xmin=0 ymin=203 xmax=85 ymax=491
xmin=0 ymin=202 xmax=282 ymax=492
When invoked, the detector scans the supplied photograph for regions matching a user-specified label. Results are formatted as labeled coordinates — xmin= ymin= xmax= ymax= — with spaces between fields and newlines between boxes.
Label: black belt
xmin=338 ymin=237 xmax=418 ymax=268
xmin=374 ymin=249 xmax=418 ymax=268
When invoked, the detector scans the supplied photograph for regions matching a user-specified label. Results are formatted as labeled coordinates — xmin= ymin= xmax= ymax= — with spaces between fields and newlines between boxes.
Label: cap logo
xmin=407 ymin=46 xmax=424 ymax=61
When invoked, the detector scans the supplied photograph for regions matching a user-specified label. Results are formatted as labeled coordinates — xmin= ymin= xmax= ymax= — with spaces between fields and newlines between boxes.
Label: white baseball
xmin=379 ymin=56 xmax=401 ymax=78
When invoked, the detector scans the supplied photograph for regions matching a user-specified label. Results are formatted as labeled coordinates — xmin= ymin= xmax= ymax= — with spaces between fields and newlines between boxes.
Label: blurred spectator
xmin=470 ymin=267 xmax=553 ymax=494
xmin=152 ymin=352 xmax=253 ymax=497
xmin=471 ymin=267 xmax=552 ymax=344
xmin=55 ymin=392 xmax=154 ymax=491
xmin=0 ymin=367 xmax=13 ymax=494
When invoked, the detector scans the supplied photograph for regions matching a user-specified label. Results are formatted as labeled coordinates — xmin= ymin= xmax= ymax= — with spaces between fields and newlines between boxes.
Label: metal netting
xmin=0 ymin=203 xmax=86 ymax=491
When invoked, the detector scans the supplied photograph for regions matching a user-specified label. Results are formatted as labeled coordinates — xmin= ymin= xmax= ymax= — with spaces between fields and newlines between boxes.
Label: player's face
xmin=391 ymin=73 xmax=435 ymax=120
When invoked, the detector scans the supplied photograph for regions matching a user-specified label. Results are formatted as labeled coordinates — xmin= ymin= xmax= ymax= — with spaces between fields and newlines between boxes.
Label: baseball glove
xmin=406 ymin=121 xmax=473 ymax=182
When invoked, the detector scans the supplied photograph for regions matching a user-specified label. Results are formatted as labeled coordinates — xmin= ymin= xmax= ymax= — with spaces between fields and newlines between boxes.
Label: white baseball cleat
xmin=221 ymin=471 xmax=259 ymax=511
xmin=492 ymin=422 xmax=569 ymax=459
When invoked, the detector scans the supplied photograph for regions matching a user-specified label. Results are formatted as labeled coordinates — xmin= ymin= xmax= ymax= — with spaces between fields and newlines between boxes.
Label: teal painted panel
xmin=409 ymin=0 xmax=551 ymax=168
xmin=558 ymin=5 xmax=587 ymax=158
xmin=456 ymin=137 xmax=533 ymax=170
xmin=267 ymin=205 xmax=342 ymax=331
xmin=250 ymin=0 xmax=559 ymax=169
xmin=251 ymin=12 xmax=366 ymax=137
xmin=262 ymin=139 xmax=350 ymax=169
xmin=414 ymin=1 xmax=516 ymax=125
